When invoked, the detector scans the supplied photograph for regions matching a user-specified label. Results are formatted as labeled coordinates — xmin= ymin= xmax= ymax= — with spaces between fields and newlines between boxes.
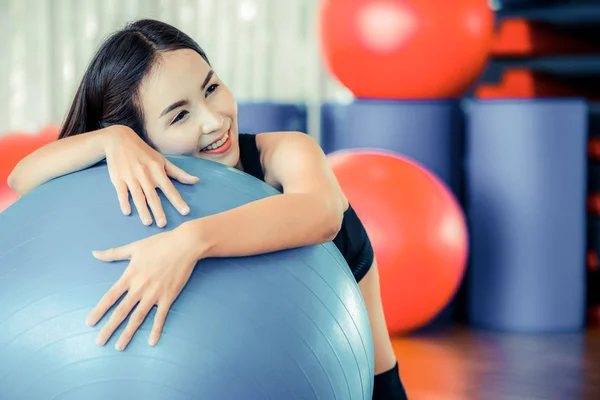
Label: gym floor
xmin=392 ymin=325 xmax=600 ymax=400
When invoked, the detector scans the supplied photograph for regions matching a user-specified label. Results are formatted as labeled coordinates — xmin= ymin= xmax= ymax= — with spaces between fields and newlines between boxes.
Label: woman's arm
xmin=7 ymin=127 xmax=112 ymax=195
xmin=181 ymin=131 xmax=348 ymax=259
xmin=8 ymin=124 xmax=198 ymax=227
xmin=88 ymin=131 xmax=349 ymax=350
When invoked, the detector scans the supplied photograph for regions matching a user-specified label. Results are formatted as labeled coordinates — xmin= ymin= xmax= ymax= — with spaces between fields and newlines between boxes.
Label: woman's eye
xmin=171 ymin=110 xmax=189 ymax=125
xmin=205 ymin=83 xmax=219 ymax=97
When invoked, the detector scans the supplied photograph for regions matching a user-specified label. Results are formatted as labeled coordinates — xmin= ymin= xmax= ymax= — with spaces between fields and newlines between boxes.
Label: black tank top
xmin=237 ymin=133 xmax=374 ymax=282
xmin=238 ymin=133 xmax=266 ymax=181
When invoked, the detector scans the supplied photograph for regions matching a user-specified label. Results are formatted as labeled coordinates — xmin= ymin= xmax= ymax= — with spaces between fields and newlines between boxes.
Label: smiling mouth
xmin=200 ymin=130 xmax=230 ymax=152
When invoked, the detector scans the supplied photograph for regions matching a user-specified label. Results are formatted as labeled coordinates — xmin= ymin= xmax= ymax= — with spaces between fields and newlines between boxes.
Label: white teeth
xmin=202 ymin=132 xmax=229 ymax=152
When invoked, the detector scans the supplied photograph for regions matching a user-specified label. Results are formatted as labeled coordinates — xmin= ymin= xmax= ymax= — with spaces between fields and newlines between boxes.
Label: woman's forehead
xmin=140 ymin=49 xmax=212 ymax=113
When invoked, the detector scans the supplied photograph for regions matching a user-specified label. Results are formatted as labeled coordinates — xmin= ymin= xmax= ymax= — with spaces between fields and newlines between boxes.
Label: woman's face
xmin=138 ymin=49 xmax=240 ymax=168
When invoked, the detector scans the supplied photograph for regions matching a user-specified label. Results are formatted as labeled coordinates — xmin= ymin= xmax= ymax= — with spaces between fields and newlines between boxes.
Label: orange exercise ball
xmin=328 ymin=150 xmax=468 ymax=333
xmin=0 ymin=126 xmax=60 ymax=212
xmin=318 ymin=0 xmax=494 ymax=99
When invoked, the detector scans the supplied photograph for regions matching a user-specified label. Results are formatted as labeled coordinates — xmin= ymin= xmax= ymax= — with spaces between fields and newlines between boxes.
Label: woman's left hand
xmin=86 ymin=225 xmax=200 ymax=351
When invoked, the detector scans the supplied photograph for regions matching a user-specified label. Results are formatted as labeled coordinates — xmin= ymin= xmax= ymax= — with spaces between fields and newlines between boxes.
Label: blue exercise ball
xmin=0 ymin=157 xmax=374 ymax=400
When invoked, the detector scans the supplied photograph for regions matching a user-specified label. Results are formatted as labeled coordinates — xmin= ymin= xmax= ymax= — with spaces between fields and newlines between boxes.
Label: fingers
xmin=113 ymin=180 xmax=131 ymax=215
xmin=92 ymin=244 xmax=133 ymax=262
xmin=115 ymin=297 xmax=155 ymax=351
xmin=112 ymin=160 xmax=195 ymax=226
xmin=95 ymin=291 xmax=140 ymax=347
xmin=156 ymin=176 xmax=190 ymax=216
xmin=164 ymin=160 xmax=199 ymax=185
xmin=129 ymin=183 xmax=153 ymax=226
xmin=149 ymin=300 xmax=173 ymax=347
xmin=86 ymin=278 xmax=128 ymax=327
xmin=136 ymin=163 xmax=189 ymax=226
xmin=139 ymin=174 xmax=167 ymax=228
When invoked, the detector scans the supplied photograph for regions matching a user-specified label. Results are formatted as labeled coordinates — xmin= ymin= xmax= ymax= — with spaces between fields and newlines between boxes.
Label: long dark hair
xmin=58 ymin=19 xmax=210 ymax=143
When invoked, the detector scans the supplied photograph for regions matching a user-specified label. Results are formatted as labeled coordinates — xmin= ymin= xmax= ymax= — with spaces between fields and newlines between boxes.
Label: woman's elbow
xmin=6 ymin=169 xmax=27 ymax=196
xmin=6 ymin=171 xmax=20 ymax=193
xmin=321 ymin=198 xmax=344 ymax=242
xmin=323 ymin=220 xmax=342 ymax=242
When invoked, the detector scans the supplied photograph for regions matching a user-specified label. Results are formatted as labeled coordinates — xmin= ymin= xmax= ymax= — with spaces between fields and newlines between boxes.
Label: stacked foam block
xmin=587 ymin=118 xmax=600 ymax=325
xmin=478 ymin=1 xmax=600 ymax=327
xmin=476 ymin=20 xmax=600 ymax=100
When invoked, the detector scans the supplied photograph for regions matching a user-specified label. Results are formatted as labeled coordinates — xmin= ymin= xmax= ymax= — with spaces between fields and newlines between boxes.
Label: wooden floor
xmin=392 ymin=325 xmax=600 ymax=400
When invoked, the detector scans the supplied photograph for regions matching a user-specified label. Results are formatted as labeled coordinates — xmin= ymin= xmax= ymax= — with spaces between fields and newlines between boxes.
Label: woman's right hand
xmin=101 ymin=126 xmax=199 ymax=228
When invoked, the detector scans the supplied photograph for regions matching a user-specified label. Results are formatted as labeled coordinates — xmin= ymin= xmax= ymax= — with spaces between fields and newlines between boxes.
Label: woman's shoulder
xmin=255 ymin=131 xmax=315 ymax=152
xmin=255 ymin=130 xmax=330 ymax=179
xmin=255 ymin=130 xmax=308 ymax=139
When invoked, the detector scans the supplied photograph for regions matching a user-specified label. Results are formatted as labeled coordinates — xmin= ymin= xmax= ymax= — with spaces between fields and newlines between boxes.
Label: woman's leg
xmin=358 ymin=258 xmax=396 ymax=374
xmin=358 ymin=258 xmax=409 ymax=400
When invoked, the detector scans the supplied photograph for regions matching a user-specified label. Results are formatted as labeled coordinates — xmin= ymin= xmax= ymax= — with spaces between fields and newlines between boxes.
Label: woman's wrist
xmin=176 ymin=219 xmax=214 ymax=262
xmin=98 ymin=124 xmax=136 ymax=154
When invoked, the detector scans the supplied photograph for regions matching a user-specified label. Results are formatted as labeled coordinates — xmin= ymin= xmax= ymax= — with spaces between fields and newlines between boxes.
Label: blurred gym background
xmin=1 ymin=0 xmax=599 ymax=398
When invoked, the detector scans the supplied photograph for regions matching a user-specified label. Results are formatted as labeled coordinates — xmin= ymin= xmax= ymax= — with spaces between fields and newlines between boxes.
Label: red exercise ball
xmin=328 ymin=150 xmax=468 ymax=333
xmin=0 ymin=126 xmax=60 ymax=212
xmin=319 ymin=0 xmax=494 ymax=99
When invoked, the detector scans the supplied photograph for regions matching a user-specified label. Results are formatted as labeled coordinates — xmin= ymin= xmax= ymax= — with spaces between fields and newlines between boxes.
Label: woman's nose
xmin=200 ymin=109 xmax=223 ymax=135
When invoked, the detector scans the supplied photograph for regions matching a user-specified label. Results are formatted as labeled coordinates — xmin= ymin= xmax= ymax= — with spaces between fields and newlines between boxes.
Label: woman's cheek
xmin=154 ymin=133 xmax=199 ymax=156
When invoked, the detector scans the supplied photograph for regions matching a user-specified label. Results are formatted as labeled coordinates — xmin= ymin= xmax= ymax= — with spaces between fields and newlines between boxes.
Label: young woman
xmin=8 ymin=19 xmax=408 ymax=400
